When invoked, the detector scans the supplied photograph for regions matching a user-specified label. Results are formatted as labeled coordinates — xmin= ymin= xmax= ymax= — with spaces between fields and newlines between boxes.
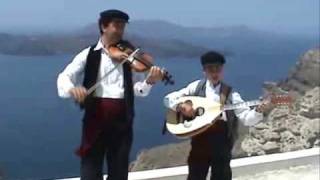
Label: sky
xmin=0 ymin=0 xmax=319 ymax=35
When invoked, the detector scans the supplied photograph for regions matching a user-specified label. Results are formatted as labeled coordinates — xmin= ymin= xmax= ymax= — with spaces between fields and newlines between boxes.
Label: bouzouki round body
xmin=166 ymin=96 xmax=223 ymax=139
xmin=165 ymin=94 xmax=292 ymax=138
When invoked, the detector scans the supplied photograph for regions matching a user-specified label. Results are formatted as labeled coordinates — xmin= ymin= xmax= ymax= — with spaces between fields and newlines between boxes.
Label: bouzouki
xmin=165 ymin=95 xmax=292 ymax=138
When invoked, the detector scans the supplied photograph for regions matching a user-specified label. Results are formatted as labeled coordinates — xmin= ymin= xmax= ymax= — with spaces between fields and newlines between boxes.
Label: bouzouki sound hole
xmin=182 ymin=106 xmax=205 ymax=128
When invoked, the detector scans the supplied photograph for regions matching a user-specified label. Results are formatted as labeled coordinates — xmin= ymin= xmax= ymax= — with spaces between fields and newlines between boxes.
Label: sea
xmin=0 ymin=45 xmax=313 ymax=179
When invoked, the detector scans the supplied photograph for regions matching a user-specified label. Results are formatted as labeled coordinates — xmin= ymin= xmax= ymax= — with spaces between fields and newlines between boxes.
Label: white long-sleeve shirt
xmin=57 ymin=39 xmax=153 ymax=99
xmin=164 ymin=80 xmax=263 ymax=126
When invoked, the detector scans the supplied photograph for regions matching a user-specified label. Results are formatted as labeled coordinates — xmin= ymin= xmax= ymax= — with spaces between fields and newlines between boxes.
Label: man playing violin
xmin=164 ymin=51 xmax=272 ymax=180
xmin=57 ymin=9 xmax=163 ymax=180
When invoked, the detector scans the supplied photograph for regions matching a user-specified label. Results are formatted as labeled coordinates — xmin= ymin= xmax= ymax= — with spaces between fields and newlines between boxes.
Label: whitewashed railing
xmin=58 ymin=148 xmax=319 ymax=180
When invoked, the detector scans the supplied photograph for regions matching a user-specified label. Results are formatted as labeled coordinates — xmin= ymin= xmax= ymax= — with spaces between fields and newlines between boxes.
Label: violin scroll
xmin=108 ymin=40 xmax=175 ymax=86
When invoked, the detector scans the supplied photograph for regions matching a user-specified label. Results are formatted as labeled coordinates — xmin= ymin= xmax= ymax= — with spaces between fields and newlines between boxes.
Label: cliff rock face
xmin=280 ymin=48 xmax=320 ymax=93
xmin=131 ymin=48 xmax=320 ymax=171
xmin=241 ymin=87 xmax=320 ymax=156
xmin=242 ymin=48 xmax=320 ymax=155
xmin=130 ymin=141 xmax=190 ymax=171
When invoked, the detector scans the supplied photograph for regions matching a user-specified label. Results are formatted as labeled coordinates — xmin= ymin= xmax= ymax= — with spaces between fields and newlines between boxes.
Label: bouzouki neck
xmin=222 ymin=94 xmax=292 ymax=111
xmin=223 ymin=100 xmax=261 ymax=111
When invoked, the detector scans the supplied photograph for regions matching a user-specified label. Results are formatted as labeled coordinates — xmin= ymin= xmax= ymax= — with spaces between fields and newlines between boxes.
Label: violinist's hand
xmin=69 ymin=86 xmax=88 ymax=103
xmin=109 ymin=50 xmax=129 ymax=61
xmin=146 ymin=66 xmax=163 ymax=84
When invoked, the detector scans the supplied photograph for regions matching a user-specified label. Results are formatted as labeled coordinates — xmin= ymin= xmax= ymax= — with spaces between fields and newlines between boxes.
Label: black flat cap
xmin=100 ymin=9 xmax=129 ymax=22
xmin=201 ymin=51 xmax=225 ymax=66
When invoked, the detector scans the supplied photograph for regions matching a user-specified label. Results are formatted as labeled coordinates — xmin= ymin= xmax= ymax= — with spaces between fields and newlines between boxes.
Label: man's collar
xmin=206 ymin=80 xmax=221 ymax=90
xmin=94 ymin=38 xmax=104 ymax=51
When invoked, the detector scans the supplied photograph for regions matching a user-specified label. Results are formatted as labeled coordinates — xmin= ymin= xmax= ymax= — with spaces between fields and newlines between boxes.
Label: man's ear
xmin=101 ymin=24 xmax=107 ymax=33
xmin=202 ymin=66 xmax=206 ymax=75
xmin=202 ymin=71 xmax=207 ymax=77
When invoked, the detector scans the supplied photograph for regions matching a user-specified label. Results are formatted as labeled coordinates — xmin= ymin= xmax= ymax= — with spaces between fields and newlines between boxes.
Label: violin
xmin=108 ymin=40 xmax=174 ymax=85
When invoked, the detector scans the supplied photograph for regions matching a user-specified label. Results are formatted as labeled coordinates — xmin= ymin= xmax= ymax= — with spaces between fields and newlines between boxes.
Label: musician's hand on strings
xmin=146 ymin=66 xmax=163 ymax=84
xmin=256 ymin=102 xmax=273 ymax=113
xmin=176 ymin=102 xmax=195 ymax=118
xmin=69 ymin=87 xmax=88 ymax=103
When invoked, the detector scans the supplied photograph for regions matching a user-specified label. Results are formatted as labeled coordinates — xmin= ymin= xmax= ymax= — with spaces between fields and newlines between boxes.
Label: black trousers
xmin=80 ymin=125 xmax=133 ymax=180
xmin=187 ymin=122 xmax=232 ymax=180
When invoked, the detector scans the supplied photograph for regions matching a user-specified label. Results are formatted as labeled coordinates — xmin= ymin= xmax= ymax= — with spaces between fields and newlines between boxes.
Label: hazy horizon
xmin=0 ymin=0 xmax=319 ymax=36
xmin=0 ymin=19 xmax=318 ymax=39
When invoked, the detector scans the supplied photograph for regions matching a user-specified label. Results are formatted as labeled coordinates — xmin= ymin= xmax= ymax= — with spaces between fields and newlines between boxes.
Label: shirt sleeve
xmin=163 ymin=80 xmax=200 ymax=110
xmin=132 ymin=72 xmax=153 ymax=97
xmin=230 ymin=91 xmax=264 ymax=126
xmin=56 ymin=47 xmax=90 ymax=98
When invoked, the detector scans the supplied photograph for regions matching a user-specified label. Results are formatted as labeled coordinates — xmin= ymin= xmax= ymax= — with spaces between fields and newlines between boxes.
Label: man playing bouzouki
xmin=164 ymin=51 xmax=271 ymax=180
xmin=57 ymin=10 xmax=163 ymax=180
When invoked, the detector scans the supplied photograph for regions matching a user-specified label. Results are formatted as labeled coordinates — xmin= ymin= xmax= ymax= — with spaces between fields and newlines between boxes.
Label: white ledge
xmin=58 ymin=147 xmax=320 ymax=180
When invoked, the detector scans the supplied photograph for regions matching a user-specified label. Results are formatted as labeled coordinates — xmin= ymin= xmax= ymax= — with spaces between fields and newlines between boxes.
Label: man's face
xmin=101 ymin=18 xmax=127 ymax=41
xmin=203 ymin=64 xmax=224 ymax=85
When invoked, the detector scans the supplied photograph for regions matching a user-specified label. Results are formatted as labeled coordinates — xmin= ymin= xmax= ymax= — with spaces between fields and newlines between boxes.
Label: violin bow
xmin=86 ymin=48 xmax=140 ymax=95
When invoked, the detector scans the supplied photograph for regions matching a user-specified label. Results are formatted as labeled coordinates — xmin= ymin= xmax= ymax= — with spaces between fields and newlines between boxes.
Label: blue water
xmin=0 ymin=46 xmax=310 ymax=179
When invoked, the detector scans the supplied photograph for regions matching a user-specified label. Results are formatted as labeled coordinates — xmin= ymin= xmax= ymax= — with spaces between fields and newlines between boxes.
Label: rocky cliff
xmin=130 ymin=48 xmax=320 ymax=171
xmin=241 ymin=48 xmax=320 ymax=155
xmin=280 ymin=48 xmax=320 ymax=93
xmin=241 ymin=87 xmax=319 ymax=155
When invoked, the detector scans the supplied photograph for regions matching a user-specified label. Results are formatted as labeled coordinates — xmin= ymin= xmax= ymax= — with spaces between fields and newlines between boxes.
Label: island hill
xmin=0 ymin=20 xmax=211 ymax=58
xmin=0 ymin=20 xmax=316 ymax=58
xmin=0 ymin=32 xmax=208 ymax=58
xmin=130 ymin=48 xmax=320 ymax=171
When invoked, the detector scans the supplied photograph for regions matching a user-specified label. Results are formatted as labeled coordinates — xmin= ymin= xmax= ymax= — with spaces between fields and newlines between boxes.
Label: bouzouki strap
xmin=220 ymin=82 xmax=232 ymax=107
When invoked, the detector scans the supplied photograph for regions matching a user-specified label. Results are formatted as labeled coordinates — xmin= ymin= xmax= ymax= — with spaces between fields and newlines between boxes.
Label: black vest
xmin=82 ymin=44 xmax=134 ymax=121
xmin=194 ymin=79 xmax=239 ymax=146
